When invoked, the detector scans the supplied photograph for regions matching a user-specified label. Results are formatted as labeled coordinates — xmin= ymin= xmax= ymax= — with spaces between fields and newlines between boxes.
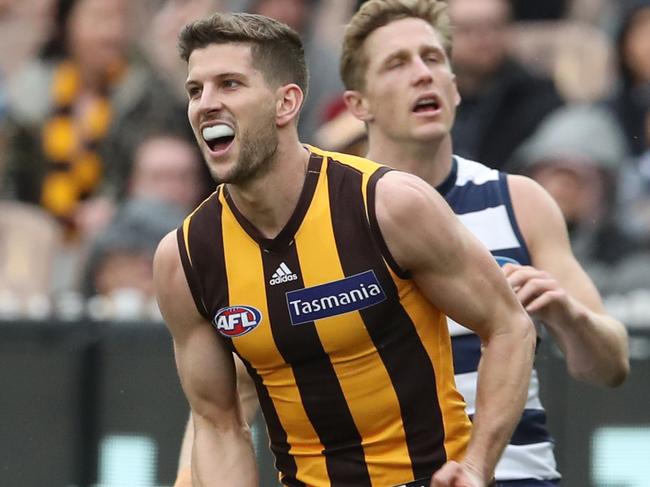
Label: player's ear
xmin=276 ymin=84 xmax=304 ymax=127
xmin=343 ymin=90 xmax=374 ymax=123
xmin=452 ymin=74 xmax=461 ymax=107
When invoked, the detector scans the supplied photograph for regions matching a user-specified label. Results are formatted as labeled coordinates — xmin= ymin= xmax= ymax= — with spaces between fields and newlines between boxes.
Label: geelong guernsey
xmin=438 ymin=155 xmax=561 ymax=482
xmin=177 ymin=147 xmax=471 ymax=487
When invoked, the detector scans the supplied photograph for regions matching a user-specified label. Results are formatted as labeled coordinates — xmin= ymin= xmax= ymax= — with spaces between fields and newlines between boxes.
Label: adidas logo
xmin=269 ymin=262 xmax=298 ymax=286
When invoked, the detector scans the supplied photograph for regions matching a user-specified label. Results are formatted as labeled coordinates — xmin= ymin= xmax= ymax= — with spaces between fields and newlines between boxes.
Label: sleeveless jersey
xmin=177 ymin=148 xmax=471 ymax=487
xmin=438 ymin=155 xmax=561 ymax=482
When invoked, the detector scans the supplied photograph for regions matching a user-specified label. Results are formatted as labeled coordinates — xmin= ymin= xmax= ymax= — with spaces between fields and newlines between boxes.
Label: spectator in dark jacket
xmin=609 ymin=0 xmax=650 ymax=157
xmin=2 ymin=0 xmax=188 ymax=238
xmin=609 ymin=1 xmax=650 ymax=247
xmin=448 ymin=0 xmax=564 ymax=170
xmin=515 ymin=103 xmax=650 ymax=296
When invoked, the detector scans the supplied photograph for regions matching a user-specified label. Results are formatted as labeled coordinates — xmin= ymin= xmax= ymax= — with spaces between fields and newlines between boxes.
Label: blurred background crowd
xmin=0 ymin=0 xmax=649 ymax=325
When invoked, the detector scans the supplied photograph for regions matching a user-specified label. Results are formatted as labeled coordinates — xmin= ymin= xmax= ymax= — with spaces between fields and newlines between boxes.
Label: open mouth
xmin=202 ymin=124 xmax=235 ymax=152
xmin=413 ymin=96 xmax=440 ymax=113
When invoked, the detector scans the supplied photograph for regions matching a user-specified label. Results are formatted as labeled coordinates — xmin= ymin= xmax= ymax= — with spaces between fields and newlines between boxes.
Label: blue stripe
xmin=498 ymin=172 xmax=532 ymax=266
xmin=451 ymin=333 xmax=481 ymax=374
xmin=469 ymin=409 xmax=552 ymax=446
xmin=511 ymin=409 xmax=553 ymax=445
xmin=445 ymin=180 xmax=504 ymax=215
xmin=497 ymin=479 xmax=560 ymax=486
xmin=452 ymin=332 xmax=541 ymax=374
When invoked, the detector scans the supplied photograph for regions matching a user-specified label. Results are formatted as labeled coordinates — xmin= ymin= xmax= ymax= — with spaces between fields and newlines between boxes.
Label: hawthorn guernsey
xmin=286 ymin=270 xmax=386 ymax=325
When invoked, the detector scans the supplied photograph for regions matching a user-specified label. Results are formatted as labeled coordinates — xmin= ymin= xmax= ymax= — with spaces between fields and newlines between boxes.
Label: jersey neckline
xmin=222 ymin=151 xmax=324 ymax=252
xmin=435 ymin=156 xmax=459 ymax=197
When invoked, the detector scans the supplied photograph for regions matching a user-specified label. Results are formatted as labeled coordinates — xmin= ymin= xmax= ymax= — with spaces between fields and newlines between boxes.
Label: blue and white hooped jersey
xmin=437 ymin=156 xmax=560 ymax=482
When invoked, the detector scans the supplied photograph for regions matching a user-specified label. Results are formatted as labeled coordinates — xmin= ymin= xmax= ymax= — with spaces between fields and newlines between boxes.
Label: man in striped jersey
xmin=161 ymin=9 xmax=536 ymax=487
xmin=340 ymin=0 xmax=630 ymax=485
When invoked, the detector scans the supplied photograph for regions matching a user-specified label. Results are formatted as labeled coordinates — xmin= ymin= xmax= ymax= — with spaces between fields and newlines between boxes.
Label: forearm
xmin=543 ymin=300 xmax=629 ymax=387
xmin=463 ymin=322 xmax=535 ymax=481
xmin=192 ymin=415 xmax=258 ymax=486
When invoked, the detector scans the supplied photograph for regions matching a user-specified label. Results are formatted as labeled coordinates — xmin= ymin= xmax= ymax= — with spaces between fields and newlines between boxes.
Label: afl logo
xmin=213 ymin=305 xmax=262 ymax=338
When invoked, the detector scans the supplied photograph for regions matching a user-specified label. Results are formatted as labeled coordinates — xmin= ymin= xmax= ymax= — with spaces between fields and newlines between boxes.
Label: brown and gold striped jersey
xmin=177 ymin=147 xmax=471 ymax=487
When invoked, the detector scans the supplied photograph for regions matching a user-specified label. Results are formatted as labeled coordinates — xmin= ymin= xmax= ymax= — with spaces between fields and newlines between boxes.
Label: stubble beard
xmin=210 ymin=114 xmax=279 ymax=186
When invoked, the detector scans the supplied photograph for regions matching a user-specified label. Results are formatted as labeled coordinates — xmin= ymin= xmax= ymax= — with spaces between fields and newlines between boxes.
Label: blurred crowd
xmin=0 ymin=0 xmax=649 ymax=324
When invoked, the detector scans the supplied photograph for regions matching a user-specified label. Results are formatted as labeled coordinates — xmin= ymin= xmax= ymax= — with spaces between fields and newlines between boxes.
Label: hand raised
xmin=502 ymin=263 xmax=576 ymax=325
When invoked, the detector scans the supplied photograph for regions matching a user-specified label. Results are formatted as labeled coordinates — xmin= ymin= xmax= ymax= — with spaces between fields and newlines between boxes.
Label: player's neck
xmin=366 ymin=133 xmax=454 ymax=187
xmin=225 ymin=137 xmax=310 ymax=240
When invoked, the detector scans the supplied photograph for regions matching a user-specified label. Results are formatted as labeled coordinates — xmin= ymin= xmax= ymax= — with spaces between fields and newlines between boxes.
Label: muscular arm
xmin=175 ymin=358 xmax=261 ymax=485
xmin=154 ymin=232 xmax=258 ymax=487
xmin=375 ymin=171 xmax=536 ymax=486
xmin=508 ymin=175 xmax=629 ymax=387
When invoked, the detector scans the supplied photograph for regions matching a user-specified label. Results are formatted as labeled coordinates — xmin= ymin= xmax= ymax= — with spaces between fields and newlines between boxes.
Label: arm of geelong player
xmin=506 ymin=175 xmax=629 ymax=387
xmin=375 ymin=171 xmax=536 ymax=487
xmin=154 ymin=231 xmax=258 ymax=487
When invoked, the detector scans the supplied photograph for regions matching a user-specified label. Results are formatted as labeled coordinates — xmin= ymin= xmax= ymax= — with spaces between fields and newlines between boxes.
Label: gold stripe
xmin=218 ymin=192 xmax=328 ymax=486
xmin=343 ymin=144 xmax=471 ymax=461
xmin=182 ymin=216 xmax=193 ymax=267
xmin=294 ymin=160 xmax=413 ymax=486
xmin=308 ymin=145 xmax=382 ymax=175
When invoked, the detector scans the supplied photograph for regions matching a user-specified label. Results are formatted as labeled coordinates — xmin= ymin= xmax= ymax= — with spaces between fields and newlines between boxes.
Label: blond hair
xmin=341 ymin=0 xmax=452 ymax=91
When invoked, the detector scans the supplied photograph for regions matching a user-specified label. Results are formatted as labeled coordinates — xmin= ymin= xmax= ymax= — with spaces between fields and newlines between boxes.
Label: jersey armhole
xmin=176 ymin=225 xmax=211 ymax=320
xmin=366 ymin=167 xmax=412 ymax=280
xmin=500 ymin=173 xmax=533 ymax=265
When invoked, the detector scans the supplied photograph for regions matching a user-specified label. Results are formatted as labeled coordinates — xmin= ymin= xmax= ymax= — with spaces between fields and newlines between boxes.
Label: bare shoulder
xmin=507 ymin=174 xmax=569 ymax=252
xmin=153 ymin=230 xmax=205 ymax=337
xmin=375 ymin=170 xmax=452 ymax=228
xmin=507 ymin=174 xmax=562 ymax=215
xmin=374 ymin=170 xmax=464 ymax=271
xmin=154 ymin=230 xmax=181 ymax=271
xmin=153 ymin=230 xmax=185 ymax=295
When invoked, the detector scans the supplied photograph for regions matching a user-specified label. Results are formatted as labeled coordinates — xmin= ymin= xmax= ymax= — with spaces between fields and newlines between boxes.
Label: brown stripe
xmin=236 ymin=354 xmax=304 ymax=486
xmin=327 ymin=159 xmax=447 ymax=479
xmin=183 ymin=189 xmax=228 ymax=318
xmin=261 ymin=245 xmax=371 ymax=486
xmin=366 ymin=167 xmax=410 ymax=280
xmin=176 ymin=225 xmax=209 ymax=319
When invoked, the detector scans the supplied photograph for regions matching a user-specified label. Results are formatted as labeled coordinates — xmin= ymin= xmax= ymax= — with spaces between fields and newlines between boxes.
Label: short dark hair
xmin=178 ymin=12 xmax=309 ymax=96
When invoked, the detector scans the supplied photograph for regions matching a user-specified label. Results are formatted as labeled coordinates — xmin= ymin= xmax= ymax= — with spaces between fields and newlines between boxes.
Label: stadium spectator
xmin=80 ymin=131 xmax=209 ymax=300
xmin=509 ymin=0 xmax=567 ymax=21
xmin=448 ymin=0 xmax=564 ymax=170
xmin=75 ymin=130 xmax=210 ymax=241
xmin=81 ymin=198 xmax=186 ymax=320
xmin=313 ymin=98 xmax=367 ymax=156
xmin=246 ymin=0 xmax=344 ymax=142
xmin=606 ymin=0 xmax=650 ymax=245
xmin=618 ymin=121 xmax=650 ymax=244
xmin=144 ymin=0 xmax=225 ymax=100
xmin=0 ymin=137 xmax=62 ymax=301
xmin=515 ymin=103 xmax=649 ymax=295
xmin=609 ymin=0 xmax=650 ymax=157
xmin=128 ymin=132 xmax=209 ymax=212
xmin=2 ymin=0 xmax=187 ymax=237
